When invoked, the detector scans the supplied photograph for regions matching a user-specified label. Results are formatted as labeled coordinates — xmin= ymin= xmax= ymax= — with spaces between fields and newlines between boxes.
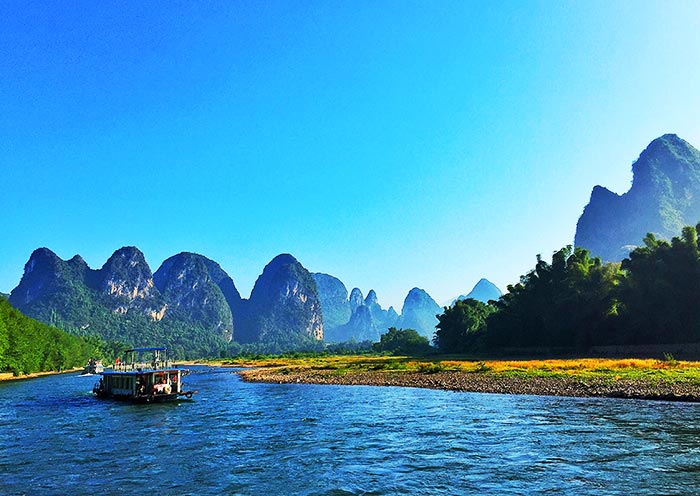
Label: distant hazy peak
xmin=365 ymin=289 xmax=378 ymax=306
xmin=403 ymin=287 xmax=431 ymax=302
xmin=575 ymin=134 xmax=700 ymax=261
xmin=644 ymin=133 xmax=696 ymax=160
xmin=264 ymin=253 xmax=300 ymax=270
xmin=349 ymin=288 xmax=364 ymax=311
xmin=312 ymin=273 xmax=349 ymax=299
xmin=464 ymin=278 xmax=502 ymax=303
xmin=398 ymin=287 xmax=440 ymax=339
xmin=400 ymin=287 xmax=440 ymax=314
xmin=590 ymin=185 xmax=619 ymax=200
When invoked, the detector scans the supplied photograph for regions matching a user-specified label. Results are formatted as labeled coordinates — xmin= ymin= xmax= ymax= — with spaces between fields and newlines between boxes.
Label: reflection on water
xmin=2 ymin=367 xmax=700 ymax=495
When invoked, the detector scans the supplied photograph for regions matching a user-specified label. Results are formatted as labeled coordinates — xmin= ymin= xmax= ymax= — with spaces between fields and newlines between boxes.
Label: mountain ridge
xmin=396 ymin=287 xmax=441 ymax=340
xmin=452 ymin=278 xmax=503 ymax=305
xmin=239 ymin=253 xmax=323 ymax=346
xmin=9 ymin=248 xmax=326 ymax=356
xmin=9 ymin=246 xmax=446 ymax=353
xmin=575 ymin=134 xmax=700 ymax=261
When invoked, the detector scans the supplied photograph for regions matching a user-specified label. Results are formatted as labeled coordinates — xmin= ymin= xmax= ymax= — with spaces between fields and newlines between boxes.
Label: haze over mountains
xmin=10 ymin=133 xmax=696 ymax=356
xmin=451 ymin=278 xmax=503 ymax=305
xmin=8 ymin=247 xmax=489 ymax=354
xmin=313 ymin=275 xmax=445 ymax=342
xmin=576 ymin=134 xmax=700 ymax=261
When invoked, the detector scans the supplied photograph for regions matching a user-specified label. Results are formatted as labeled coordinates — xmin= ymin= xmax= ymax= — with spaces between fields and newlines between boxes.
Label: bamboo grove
xmin=434 ymin=224 xmax=700 ymax=354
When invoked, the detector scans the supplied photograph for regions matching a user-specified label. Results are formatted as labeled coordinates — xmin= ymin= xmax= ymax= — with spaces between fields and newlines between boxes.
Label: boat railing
xmin=113 ymin=359 xmax=172 ymax=372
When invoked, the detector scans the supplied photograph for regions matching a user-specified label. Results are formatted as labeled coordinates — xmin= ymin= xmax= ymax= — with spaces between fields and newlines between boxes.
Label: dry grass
xmin=213 ymin=355 xmax=700 ymax=384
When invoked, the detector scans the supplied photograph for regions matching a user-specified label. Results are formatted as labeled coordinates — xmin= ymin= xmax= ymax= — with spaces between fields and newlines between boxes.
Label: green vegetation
xmin=0 ymin=297 xmax=98 ymax=376
xmin=10 ymin=247 xmax=242 ymax=360
xmin=53 ymin=308 xmax=232 ymax=361
xmin=465 ymin=357 xmax=700 ymax=383
xmin=220 ymin=354 xmax=447 ymax=373
xmin=372 ymin=327 xmax=432 ymax=355
xmin=434 ymin=299 xmax=494 ymax=353
xmin=12 ymin=220 xmax=700 ymax=362
xmin=616 ymin=227 xmax=700 ymax=345
xmin=227 ymin=354 xmax=700 ymax=386
xmin=11 ymin=267 xmax=231 ymax=360
xmin=222 ymin=339 xmax=375 ymax=361
xmin=435 ymin=223 xmax=700 ymax=355
xmin=486 ymin=245 xmax=619 ymax=349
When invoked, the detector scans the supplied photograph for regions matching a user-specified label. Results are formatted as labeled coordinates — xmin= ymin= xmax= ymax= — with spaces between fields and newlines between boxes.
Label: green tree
xmin=373 ymin=327 xmax=432 ymax=355
xmin=486 ymin=246 xmax=620 ymax=349
xmin=617 ymin=224 xmax=700 ymax=344
xmin=0 ymin=299 xmax=99 ymax=375
xmin=433 ymin=298 xmax=494 ymax=353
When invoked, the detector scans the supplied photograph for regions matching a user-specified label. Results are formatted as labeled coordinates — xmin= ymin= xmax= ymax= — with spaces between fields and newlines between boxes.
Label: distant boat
xmin=92 ymin=347 xmax=197 ymax=403
xmin=81 ymin=358 xmax=104 ymax=375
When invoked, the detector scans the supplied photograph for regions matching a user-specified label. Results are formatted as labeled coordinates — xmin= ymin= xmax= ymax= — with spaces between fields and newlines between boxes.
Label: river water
xmin=2 ymin=366 xmax=700 ymax=495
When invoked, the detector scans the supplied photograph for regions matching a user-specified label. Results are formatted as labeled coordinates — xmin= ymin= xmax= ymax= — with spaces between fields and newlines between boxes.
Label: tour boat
xmin=92 ymin=347 xmax=197 ymax=403
xmin=81 ymin=358 xmax=104 ymax=375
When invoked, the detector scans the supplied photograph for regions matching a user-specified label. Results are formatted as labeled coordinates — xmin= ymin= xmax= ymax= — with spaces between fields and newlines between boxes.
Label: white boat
xmin=81 ymin=358 xmax=104 ymax=375
xmin=92 ymin=347 xmax=197 ymax=403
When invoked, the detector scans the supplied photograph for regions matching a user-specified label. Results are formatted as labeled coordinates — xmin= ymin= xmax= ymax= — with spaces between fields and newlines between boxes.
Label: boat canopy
xmin=114 ymin=347 xmax=172 ymax=372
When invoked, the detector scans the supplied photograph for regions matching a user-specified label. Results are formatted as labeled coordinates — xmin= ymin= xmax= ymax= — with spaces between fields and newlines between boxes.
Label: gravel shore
xmin=239 ymin=368 xmax=700 ymax=402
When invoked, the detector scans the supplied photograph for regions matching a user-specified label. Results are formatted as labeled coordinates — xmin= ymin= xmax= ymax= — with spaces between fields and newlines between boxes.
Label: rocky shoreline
xmin=238 ymin=368 xmax=700 ymax=402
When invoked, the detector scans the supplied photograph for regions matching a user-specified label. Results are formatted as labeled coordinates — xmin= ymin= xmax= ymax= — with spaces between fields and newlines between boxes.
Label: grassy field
xmin=215 ymin=354 xmax=700 ymax=385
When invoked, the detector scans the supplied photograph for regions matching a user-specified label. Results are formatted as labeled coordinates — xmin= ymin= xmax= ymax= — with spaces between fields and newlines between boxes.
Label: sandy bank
xmin=0 ymin=368 xmax=82 ymax=383
xmin=239 ymin=368 xmax=700 ymax=402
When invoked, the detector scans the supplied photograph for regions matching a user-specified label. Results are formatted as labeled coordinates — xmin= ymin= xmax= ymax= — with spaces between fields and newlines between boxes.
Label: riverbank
xmin=231 ymin=356 xmax=700 ymax=402
xmin=0 ymin=367 xmax=82 ymax=382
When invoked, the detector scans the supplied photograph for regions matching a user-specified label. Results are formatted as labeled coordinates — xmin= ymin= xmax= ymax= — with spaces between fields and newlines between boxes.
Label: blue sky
xmin=2 ymin=1 xmax=699 ymax=309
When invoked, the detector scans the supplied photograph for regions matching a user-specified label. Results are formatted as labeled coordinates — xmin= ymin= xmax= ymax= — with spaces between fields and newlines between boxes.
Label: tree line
xmin=9 ymin=224 xmax=700 ymax=366
xmin=0 ymin=297 xmax=102 ymax=375
xmin=434 ymin=224 xmax=700 ymax=354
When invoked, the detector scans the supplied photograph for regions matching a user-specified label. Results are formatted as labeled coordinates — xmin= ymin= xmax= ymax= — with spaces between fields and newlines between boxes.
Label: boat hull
xmin=92 ymin=348 xmax=197 ymax=403
xmin=93 ymin=390 xmax=186 ymax=403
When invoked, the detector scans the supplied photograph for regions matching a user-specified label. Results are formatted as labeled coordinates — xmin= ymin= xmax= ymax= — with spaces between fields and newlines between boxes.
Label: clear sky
xmin=1 ymin=1 xmax=699 ymax=310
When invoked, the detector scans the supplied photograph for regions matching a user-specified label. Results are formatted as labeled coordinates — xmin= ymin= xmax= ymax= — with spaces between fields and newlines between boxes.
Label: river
xmin=1 ymin=366 xmax=700 ymax=495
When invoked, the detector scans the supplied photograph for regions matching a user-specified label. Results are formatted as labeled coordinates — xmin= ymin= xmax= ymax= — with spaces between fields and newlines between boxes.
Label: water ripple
xmin=3 ymin=369 xmax=700 ymax=495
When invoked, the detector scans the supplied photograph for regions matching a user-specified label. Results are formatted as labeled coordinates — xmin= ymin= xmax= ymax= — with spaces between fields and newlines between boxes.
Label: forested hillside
xmin=0 ymin=297 xmax=98 ymax=376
